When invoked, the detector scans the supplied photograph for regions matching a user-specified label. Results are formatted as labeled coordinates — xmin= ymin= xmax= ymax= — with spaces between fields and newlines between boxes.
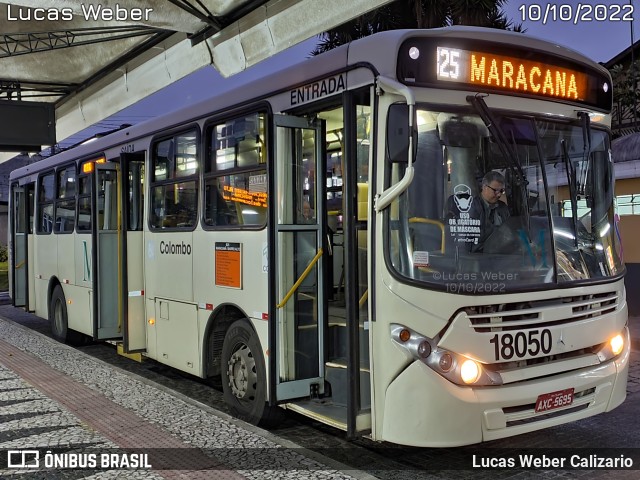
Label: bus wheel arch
xmin=203 ymin=305 xmax=246 ymax=383
xmin=221 ymin=318 xmax=284 ymax=427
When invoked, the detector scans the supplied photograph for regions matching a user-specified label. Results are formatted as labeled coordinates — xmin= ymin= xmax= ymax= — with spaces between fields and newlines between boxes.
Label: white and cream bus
xmin=9 ymin=27 xmax=629 ymax=446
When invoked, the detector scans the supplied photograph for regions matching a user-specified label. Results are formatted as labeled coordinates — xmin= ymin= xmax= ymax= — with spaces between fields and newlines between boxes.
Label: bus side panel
xmin=68 ymin=235 xmax=93 ymax=336
xmin=33 ymin=235 xmax=58 ymax=319
xmin=154 ymin=298 xmax=199 ymax=373
xmin=74 ymin=235 xmax=93 ymax=289
xmin=193 ymin=229 xmax=269 ymax=378
xmin=27 ymin=234 xmax=35 ymax=312
xmin=45 ymin=233 xmax=93 ymax=337
xmin=57 ymin=235 xmax=74 ymax=286
xmin=64 ymin=284 xmax=92 ymax=336
xmin=145 ymin=232 xmax=193 ymax=301
xmin=145 ymin=297 xmax=157 ymax=359
xmin=145 ymin=231 xmax=195 ymax=371
xmin=126 ymin=232 xmax=146 ymax=351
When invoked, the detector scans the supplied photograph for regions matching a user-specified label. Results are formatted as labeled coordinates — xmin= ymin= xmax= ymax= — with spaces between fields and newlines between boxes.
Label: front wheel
xmin=221 ymin=319 xmax=283 ymax=427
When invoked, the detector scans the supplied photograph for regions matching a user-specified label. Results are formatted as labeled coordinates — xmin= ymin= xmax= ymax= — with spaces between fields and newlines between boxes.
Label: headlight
xmin=610 ymin=333 xmax=624 ymax=356
xmin=460 ymin=359 xmax=481 ymax=384
xmin=596 ymin=329 xmax=627 ymax=362
xmin=390 ymin=324 xmax=502 ymax=386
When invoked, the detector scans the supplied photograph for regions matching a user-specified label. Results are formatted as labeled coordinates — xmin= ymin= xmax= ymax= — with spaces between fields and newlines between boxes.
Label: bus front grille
xmin=466 ymin=291 xmax=619 ymax=333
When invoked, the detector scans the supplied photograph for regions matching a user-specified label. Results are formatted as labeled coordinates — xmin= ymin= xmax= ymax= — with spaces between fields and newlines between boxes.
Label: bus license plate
xmin=535 ymin=388 xmax=574 ymax=413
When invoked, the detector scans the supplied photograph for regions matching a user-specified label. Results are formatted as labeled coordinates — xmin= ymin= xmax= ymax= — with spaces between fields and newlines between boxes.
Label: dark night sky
xmin=503 ymin=0 xmax=635 ymax=63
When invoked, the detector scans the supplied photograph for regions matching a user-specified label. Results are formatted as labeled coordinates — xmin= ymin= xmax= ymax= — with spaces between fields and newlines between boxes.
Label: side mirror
xmin=387 ymin=104 xmax=410 ymax=163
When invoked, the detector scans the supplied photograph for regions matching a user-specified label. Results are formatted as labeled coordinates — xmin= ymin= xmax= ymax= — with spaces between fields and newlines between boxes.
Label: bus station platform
xmin=0 ymin=309 xmax=374 ymax=480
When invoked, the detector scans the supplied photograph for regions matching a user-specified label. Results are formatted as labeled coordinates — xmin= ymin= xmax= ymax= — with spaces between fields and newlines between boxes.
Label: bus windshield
xmin=387 ymin=107 xmax=624 ymax=291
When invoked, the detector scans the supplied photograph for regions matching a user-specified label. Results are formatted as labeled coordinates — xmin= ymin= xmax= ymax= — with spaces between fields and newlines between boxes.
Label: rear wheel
xmin=49 ymin=285 xmax=90 ymax=345
xmin=221 ymin=319 xmax=283 ymax=427
xmin=49 ymin=285 xmax=68 ymax=343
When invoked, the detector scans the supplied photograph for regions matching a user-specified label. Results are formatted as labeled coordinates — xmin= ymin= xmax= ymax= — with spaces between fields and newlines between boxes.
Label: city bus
xmin=9 ymin=27 xmax=629 ymax=447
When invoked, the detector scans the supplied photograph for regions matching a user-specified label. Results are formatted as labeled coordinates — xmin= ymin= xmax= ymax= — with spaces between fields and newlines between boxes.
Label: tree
xmin=312 ymin=0 xmax=523 ymax=55
xmin=610 ymin=62 xmax=640 ymax=134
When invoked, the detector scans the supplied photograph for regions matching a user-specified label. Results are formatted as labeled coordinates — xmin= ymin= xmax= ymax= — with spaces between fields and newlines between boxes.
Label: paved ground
xmin=0 ymin=314 xmax=375 ymax=480
xmin=0 ymin=305 xmax=638 ymax=479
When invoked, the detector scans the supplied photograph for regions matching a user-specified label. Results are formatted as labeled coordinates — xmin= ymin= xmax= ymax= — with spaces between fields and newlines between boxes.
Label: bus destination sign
xmin=397 ymin=37 xmax=612 ymax=112
xmin=436 ymin=47 xmax=587 ymax=102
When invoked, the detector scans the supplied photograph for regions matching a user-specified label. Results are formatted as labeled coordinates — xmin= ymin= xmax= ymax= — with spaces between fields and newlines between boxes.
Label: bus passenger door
xmin=120 ymin=152 xmax=146 ymax=352
xmin=11 ymin=183 xmax=33 ymax=308
xmin=272 ymin=114 xmax=326 ymax=401
xmin=92 ymin=162 xmax=122 ymax=339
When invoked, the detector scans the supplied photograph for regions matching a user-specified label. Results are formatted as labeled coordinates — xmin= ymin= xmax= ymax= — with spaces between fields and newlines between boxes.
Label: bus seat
xmin=409 ymin=217 xmax=445 ymax=253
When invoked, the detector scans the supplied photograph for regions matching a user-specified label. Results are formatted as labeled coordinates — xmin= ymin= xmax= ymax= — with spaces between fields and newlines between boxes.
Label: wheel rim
xmin=53 ymin=299 xmax=64 ymax=334
xmin=227 ymin=343 xmax=257 ymax=401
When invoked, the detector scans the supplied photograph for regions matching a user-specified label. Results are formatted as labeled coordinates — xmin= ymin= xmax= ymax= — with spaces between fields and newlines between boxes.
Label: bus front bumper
xmin=380 ymin=327 xmax=630 ymax=447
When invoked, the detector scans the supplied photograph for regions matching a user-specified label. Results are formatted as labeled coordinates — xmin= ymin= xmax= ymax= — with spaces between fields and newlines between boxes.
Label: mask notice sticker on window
xmin=413 ymin=251 xmax=430 ymax=268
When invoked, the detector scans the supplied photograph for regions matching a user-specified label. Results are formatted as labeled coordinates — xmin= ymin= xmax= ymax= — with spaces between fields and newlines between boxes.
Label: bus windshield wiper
xmin=467 ymin=94 xmax=530 ymax=232
xmin=577 ymin=111 xmax=592 ymax=197
xmin=466 ymin=94 xmax=527 ymax=188
xmin=561 ymin=139 xmax=579 ymax=248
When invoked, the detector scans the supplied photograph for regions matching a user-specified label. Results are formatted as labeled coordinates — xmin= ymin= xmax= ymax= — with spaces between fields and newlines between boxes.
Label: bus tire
xmin=221 ymin=319 xmax=283 ymax=427
xmin=49 ymin=285 xmax=68 ymax=343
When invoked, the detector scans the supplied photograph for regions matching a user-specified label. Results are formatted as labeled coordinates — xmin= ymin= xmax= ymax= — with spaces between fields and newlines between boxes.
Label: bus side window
xmin=203 ymin=112 xmax=267 ymax=229
xmin=54 ymin=166 xmax=76 ymax=234
xmin=37 ymin=172 xmax=55 ymax=234
xmin=150 ymin=130 xmax=199 ymax=230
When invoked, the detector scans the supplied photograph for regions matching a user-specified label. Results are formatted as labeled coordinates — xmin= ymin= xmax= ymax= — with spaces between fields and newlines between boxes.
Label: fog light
xmin=417 ymin=340 xmax=431 ymax=358
xmin=610 ymin=334 xmax=624 ymax=356
xmin=439 ymin=353 xmax=453 ymax=372
xmin=460 ymin=359 xmax=480 ymax=384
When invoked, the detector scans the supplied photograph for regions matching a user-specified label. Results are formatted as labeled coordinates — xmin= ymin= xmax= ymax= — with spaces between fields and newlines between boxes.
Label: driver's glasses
xmin=486 ymin=184 xmax=505 ymax=196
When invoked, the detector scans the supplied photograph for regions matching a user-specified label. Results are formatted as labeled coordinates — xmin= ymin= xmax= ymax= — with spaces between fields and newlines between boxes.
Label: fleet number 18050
xmin=489 ymin=329 xmax=553 ymax=361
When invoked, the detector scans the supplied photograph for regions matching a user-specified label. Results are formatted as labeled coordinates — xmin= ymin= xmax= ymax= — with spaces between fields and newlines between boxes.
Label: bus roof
xmin=10 ymin=27 xmax=607 ymax=181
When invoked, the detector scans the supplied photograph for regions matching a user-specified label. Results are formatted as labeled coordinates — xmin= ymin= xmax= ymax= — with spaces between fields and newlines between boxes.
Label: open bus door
xmin=91 ymin=155 xmax=146 ymax=347
xmin=92 ymin=162 xmax=122 ymax=339
xmin=270 ymin=95 xmax=373 ymax=435
xmin=271 ymin=114 xmax=327 ymax=401
xmin=119 ymin=152 xmax=146 ymax=353
xmin=11 ymin=182 xmax=33 ymax=308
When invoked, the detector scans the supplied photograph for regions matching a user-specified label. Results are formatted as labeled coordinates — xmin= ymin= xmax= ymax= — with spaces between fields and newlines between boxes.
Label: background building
xmin=606 ymin=43 xmax=640 ymax=315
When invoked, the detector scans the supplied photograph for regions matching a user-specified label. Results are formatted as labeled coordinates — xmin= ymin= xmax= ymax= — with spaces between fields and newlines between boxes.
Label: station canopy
xmin=0 ymin=0 xmax=393 ymax=157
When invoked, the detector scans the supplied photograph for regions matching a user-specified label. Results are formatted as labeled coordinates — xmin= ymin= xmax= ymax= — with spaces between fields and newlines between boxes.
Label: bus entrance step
xmin=328 ymin=322 xmax=370 ymax=364
xmin=116 ymin=343 xmax=144 ymax=363
xmin=324 ymin=359 xmax=371 ymax=409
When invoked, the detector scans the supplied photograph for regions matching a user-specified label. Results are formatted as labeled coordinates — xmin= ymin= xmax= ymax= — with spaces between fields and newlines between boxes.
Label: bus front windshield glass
xmin=387 ymin=108 xmax=623 ymax=291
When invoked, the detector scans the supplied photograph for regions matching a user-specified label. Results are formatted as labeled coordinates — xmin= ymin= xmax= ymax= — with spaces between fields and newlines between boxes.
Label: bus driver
xmin=471 ymin=171 xmax=510 ymax=252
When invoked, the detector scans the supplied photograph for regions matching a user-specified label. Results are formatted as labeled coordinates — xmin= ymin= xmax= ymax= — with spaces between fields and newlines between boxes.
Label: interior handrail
xmin=276 ymin=247 xmax=324 ymax=309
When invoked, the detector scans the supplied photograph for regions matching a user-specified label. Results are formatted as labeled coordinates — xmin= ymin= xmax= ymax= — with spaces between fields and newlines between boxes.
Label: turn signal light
xmin=398 ymin=328 xmax=411 ymax=343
